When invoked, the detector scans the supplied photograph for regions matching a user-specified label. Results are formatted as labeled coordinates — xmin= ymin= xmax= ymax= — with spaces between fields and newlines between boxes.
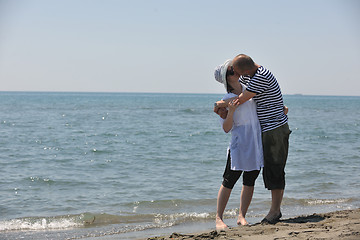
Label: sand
xmin=145 ymin=208 xmax=360 ymax=240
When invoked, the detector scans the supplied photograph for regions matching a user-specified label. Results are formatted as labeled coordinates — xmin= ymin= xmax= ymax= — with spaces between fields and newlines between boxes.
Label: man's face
xmin=232 ymin=65 xmax=248 ymax=76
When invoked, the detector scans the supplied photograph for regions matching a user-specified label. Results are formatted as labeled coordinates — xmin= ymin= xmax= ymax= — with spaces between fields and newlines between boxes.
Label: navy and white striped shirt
xmin=239 ymin=66 xmax=288 ymax=132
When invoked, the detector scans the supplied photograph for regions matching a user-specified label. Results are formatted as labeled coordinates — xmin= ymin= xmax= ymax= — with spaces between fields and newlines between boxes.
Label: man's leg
xmin=265 ymin=189 xmax=283 ymax=221
xmin=262 ymin=124 xmax=291 ymax=223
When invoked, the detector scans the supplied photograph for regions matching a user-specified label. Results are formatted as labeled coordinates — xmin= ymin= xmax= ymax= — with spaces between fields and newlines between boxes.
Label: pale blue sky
xmin=0 ymin=0 xmax=359 ymax=95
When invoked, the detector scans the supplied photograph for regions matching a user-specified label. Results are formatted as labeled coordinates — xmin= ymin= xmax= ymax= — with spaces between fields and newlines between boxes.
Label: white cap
xmin=214 ymin=59 xmax=232 ymax=90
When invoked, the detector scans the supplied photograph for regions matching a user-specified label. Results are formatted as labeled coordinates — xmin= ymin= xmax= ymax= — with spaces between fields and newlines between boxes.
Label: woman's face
xmin=226 ymin=66 xmax=240 ymax=84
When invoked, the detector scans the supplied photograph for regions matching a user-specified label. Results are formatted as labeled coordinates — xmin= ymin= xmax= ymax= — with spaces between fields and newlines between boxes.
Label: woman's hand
xmin=213 ymin=100 xmax=227 ymax=113
xmin=228 ymin=99 xmax=240 ymax=112
xmin=216 ymin=107 xmax=228 ymax=119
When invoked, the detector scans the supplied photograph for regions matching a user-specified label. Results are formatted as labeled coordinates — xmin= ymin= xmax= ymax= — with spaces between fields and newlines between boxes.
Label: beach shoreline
xmin=144 ymin=208 xmax=360 ymax=240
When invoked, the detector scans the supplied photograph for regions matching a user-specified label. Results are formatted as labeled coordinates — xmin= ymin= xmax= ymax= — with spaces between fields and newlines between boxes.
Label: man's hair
xmin=233 ymin=54 xmax=255 ymax=71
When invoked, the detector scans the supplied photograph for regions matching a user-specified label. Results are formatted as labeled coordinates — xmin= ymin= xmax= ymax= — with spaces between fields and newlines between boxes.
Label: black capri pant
xmin=222 ymin=150 xmax=260 ymax=189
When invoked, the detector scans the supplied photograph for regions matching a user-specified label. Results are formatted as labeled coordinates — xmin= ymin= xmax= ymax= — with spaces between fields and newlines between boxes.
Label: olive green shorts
xmin=262 ymin=123 xmax=291 ymax=190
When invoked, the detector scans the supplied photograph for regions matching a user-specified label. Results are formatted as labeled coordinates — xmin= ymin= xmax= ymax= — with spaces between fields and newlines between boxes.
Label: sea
xmin=0 ymin=92 xmax=359 ymax=240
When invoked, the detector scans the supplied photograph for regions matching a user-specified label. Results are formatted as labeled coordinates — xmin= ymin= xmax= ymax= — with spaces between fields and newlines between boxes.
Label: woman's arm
xmin=222 ymin=101 xmax=237 ymax=133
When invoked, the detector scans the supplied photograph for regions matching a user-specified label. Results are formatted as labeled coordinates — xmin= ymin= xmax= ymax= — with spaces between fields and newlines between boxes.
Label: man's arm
xmin=214 ymin=97 xmax=235 ymax=108
xmin=213 ymin=90 xmax=256 ymax=114
xmin=233 ymin=90 xmax=256 ymax=105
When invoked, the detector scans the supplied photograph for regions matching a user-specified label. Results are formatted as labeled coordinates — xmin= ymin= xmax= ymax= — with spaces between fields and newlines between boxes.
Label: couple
xmin=213 ymin=54 xmax=291 ymax=231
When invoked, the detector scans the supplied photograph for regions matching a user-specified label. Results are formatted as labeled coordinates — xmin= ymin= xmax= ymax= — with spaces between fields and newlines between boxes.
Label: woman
xmin=214 ymin=59 xmax=264 ymax=230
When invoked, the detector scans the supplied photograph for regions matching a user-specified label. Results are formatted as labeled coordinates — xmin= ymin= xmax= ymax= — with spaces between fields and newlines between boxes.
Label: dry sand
xmin=146 ymin=208 xmax=360 ymax=240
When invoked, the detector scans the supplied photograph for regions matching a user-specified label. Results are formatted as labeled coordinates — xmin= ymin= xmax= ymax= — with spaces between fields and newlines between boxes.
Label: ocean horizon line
xmin=0 ymin=90 xmax=359 ymax=98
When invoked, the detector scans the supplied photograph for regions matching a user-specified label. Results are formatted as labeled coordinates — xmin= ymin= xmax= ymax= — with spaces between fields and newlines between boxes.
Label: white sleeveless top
xmin=220 ymin=84 xmax=264 ymax=171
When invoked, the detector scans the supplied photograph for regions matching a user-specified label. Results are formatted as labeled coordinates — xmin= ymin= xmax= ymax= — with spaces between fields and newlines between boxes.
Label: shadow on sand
xmin=281 ymin=214 xmax=325 ymax=224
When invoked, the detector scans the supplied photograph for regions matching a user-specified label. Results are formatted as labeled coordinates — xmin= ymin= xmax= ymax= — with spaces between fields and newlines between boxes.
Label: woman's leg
xmin=237 ymin=170 xmax=260 ymax=225
xmin=216 ymin=185 xmax=232 ymax=230
xmin=217 ymin=150 xmax=242 ymax=230
xmin=237 ymin=185 xmax=254 ymax=225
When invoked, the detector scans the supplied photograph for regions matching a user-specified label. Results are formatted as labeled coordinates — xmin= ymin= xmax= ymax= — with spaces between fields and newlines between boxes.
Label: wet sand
xmin=145 ymin=208 xmax=360 ymax=240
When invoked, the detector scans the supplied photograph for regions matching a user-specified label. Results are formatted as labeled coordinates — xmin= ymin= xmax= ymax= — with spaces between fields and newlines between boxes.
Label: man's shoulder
xmin=253 ymin=66 xmax=276 ymax=81
xmin=256 ymin=66 xmax=271 ymax=76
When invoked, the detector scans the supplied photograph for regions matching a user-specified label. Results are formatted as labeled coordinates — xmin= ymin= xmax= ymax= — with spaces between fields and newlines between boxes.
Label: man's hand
xmin=284 ymin=106 xmax=289 ymax=115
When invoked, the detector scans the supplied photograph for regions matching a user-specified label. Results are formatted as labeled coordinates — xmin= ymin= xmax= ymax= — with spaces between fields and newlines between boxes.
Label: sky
xmin=0 ymin=0 xmax=359 ymax=96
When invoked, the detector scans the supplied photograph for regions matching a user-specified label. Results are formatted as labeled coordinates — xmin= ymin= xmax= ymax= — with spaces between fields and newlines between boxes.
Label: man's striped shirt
xmin=239 ymin=66 xmax=288 ymax=132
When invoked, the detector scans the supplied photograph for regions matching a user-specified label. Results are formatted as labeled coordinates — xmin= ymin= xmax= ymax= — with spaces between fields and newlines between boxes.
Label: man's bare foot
xmin=216 ymin=217 xmax=229 ymax=231
xmin=237 ymin=215 xmax=249 ymax=226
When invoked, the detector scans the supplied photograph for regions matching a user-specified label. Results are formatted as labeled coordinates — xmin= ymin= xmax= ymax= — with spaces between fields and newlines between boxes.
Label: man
xmin=214 ymin=54 xmax=291 ymax=224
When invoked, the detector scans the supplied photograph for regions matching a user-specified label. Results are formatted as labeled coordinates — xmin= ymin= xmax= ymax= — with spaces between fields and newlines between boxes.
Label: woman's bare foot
xmin=237 ymin=215 xmax=249 ymax=226
xmin=216 ymin=217 xmax=229 ymax=231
